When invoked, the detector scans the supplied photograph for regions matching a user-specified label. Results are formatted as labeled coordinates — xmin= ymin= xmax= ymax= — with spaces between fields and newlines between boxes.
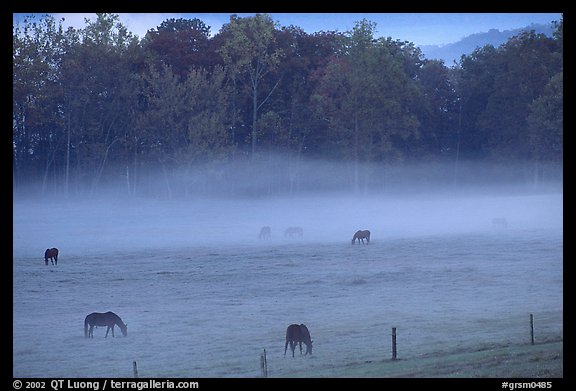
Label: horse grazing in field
xmin=284 ymin=227 xmax=303 ymax=238
xmin=492 ymin=217 xmax=508 ymax=229
xmin=284 ymin=323 xmax=313 ymax=357
xmin=259 ymin=226 xmax=271 ymax=239
xmin=352 ymin=230 xmax=371 ymax=245
xmin=84 ymin=311 xmax=128 ymax=338
xmin=44 ymin=248 xmax=59 ymax=265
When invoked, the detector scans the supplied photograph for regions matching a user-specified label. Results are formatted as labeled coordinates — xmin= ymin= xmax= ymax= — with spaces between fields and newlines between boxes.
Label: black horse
xmin=284 ymin=323 xmax=313 ymax=357
xmin=44 ymin=248 xmax=59 ymax=265
xmin=84 ymin=311 xmax=128 ymax=338
xmin=352 ymin=230 xmax=371 ymax=245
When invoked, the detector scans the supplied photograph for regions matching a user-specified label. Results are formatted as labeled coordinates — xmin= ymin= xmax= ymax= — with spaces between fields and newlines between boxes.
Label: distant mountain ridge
xmin=420 ymin=22 xmax=556 ymax=66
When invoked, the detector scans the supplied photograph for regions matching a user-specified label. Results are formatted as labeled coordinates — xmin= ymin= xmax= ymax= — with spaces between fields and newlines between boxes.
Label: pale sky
xmin=14 ymin=12 xmax=561 ymax=46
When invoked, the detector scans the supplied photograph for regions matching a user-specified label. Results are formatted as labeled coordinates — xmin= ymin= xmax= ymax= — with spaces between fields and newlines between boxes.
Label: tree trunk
xmin=126 ymin=165 xmax=131 ymax=197
xmin=353 ymin=111 xmax=360 ymax=194
xmin=162 ymin=162 xmax=173 ymax=200
xmin=130 ymin=136 xmax=139 ymax=198
xmin=533 ymin=160 xmax=541 ymax=188
xmin=89 ymin=138 xmax=119 ymax=199
xmin=65 ymin=105 xmax=72 ymax=199
xmin=252 ymin=79 xmax=258 ymax=158
xmin=41 ymin=149 xmax=57 ymax=195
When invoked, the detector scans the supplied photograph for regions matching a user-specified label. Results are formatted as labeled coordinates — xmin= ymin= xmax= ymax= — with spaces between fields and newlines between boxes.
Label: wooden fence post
xmin=391 ymin=327 xmax=397 ymax=360
xmin=133 ymin=361 xmax=139 ymax=378
xmin=530 ymin=314 xmax=535 ymax=345
xmin=260 ymin=349 xmax=268 ymax=377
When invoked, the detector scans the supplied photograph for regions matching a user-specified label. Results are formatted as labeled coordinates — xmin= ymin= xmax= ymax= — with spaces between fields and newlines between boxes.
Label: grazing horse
xmin=492 ymin=217 xmax=508 ymax=229
xmin=284 ymin=227 xmax=303 ymax=238
xmin=44 ymin=248 xmax=59 ymax=265
xmin=259 ymin=226 xmax=271 ymax=239
xmin=352 ymin=230 xmax=371 ymax=245
xmin=84 ymin=311 xmax=128 ymax=338
xmin=284 ymin=323 xmax=313 ymax=357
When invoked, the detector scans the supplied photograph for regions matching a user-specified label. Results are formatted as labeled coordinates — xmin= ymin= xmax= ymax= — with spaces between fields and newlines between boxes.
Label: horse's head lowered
xmin=119 ymin=322 xmax=128 ymax=337
xmin=304 ymin=338 xmax=313 ymax=355
xmin=285 ymin=323 xmax=313 ymax=357
xmin=352 ymin=230 xmax=370 ymax=244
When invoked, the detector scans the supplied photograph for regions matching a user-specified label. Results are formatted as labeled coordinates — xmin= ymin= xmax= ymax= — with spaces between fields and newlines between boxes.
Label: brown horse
xmin=44 ymin=248 xmax=59 ymax=265
xmin=259 ymin=226 xmax=271 ymax=239
xmin=84 ymin=311 xmax=128 ymax=338
xmin=284 ymin=324 xmax=313 ymax=357
xmin=352 ymin=230 xmax=370 ymax=245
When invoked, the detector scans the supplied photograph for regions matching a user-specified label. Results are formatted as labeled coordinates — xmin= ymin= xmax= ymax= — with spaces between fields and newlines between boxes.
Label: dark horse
xmin=284 ymin=227 xmax=303 ymax=238
xmin=284 ymin=324 xmax=313 ymax=357
xmin=259 ymin=226 xmax=271 ymax=239
xmin=492 ymin=217 xmax=508 ymax=229
xmin=352 ymin=230 xmax=371 ymax=245
xmin=84 ymin=311 xmax=128 ymax=338
xmin=44 ymin=248 xmax=59 ymax=265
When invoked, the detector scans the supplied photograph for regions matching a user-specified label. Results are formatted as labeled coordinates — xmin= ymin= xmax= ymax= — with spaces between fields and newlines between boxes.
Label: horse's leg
xmin=284 ymin=340 xmax=289 ymax=356
xmin=54 ymin=255 xmax=57 ymax=265
xmin=299 ymin=342 xmax=303 ymax=355
xmin=290 ymin=341 xmax=296 ymax=357
xmin=105 ymin=326 xmax=110 ymax=338
xmin=111 ymin=326 xmax=115 ymax=338
xmin=89 ymin=325 xmax=94 ymax=338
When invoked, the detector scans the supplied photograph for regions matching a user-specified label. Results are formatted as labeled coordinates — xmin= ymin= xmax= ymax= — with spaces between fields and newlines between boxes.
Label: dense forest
xmin=13 ymin=14 xmax=563 ymax=198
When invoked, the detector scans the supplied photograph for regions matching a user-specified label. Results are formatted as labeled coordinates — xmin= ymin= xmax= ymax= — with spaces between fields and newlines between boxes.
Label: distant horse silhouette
xmin=84 ymin=311 xmax=128 ymax=338
xmin=352 ymin=230 xmax=370 ymax=245
xmin=284 ymin=227 xmax=303 ymax=238
xmin=284 ymin=323 xmax=313 ymax=357
xmin=259 ymin=226 xmax=271 ymax=239
xmin=492 ymin=217 xmax=508 ymax=229
xmin=44 ymin=248 xmax=59 ymax=265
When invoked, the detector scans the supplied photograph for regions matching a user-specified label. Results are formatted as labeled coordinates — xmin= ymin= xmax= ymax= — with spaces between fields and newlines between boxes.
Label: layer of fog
xmin=13 ymin=160 xmax=563 ymax=260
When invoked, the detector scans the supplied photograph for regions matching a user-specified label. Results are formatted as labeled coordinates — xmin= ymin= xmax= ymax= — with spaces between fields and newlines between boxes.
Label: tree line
xmin=13 ymin=14 xmax=563 ymax=198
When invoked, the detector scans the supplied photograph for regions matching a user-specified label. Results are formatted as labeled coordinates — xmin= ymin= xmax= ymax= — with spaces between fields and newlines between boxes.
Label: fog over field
xmin=13 ymin=160 xmax=563 ymax=378
xmin=12 ymin=158 xmax=563 ymax=256
xmin=13 ymin=183 xmax=561 ymax=259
